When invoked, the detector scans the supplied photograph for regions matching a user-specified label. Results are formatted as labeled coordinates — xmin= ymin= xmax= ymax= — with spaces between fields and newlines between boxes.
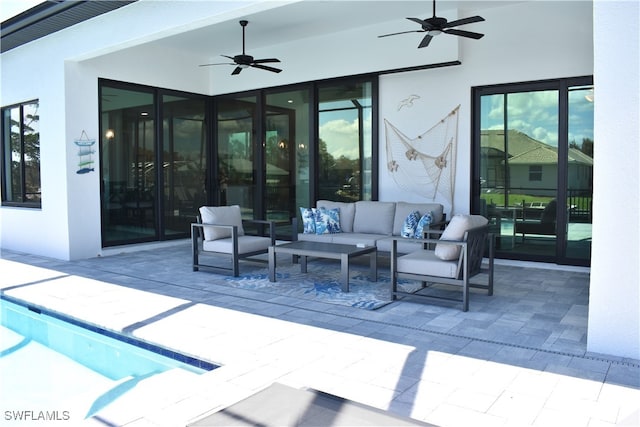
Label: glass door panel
xmin=216 ymin=96 xmax=257 ymax=220
xmin=507 ymin=90 xmax=559 ymax=258
xmin=100 ymin=86 xmax=156 ymax=246
xmin=479 ymin=90 xmax=559 ymax=259
xmin=162 ymin=95 xmax=207 ymax=237
xmin=565 ymin=85 xmax=594 ymax=262
xmin=475 ymin=77 xmax=594 ymax=265
xmin=318 ymin=82 xmax=373 ymax=202
xmin=264 ymin=89 xmax=310 ymax=224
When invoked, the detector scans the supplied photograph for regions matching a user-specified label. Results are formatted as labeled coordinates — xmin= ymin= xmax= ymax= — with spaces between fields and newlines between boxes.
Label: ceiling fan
xmin=378 ymin=0 xmax=485 ymax=48
xmin=200 ymin=20 xmax=282 ymax=75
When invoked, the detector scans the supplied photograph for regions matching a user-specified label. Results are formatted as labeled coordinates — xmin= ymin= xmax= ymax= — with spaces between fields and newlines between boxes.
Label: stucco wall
xmin=588 ymin=0 xmax=639 ymax=359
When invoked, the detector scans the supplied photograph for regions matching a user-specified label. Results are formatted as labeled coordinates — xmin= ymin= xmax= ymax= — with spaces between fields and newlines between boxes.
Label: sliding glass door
xmin=100 ymin=85 xmax=157 ymax=245
xmin=264 ymin=88 xmax=310 ymax=222
xmin=100 ymin=76 xmax=376 ymax=248
xmin=100 ymin=81 xmax=206 ymax=246
xmin=215 ymin=88 xmax=311 ymax=228
xmin=318 ymin=81 xmax=374 ymax=202
xmin=565 ymin=85 xmax=594 ymax=261
xmin=215 ymin=94 xmax=258 ymax=219
xmin=473 ymin=77 xmax=593 ymax=266
xmin=162 ymin=95 xmax=207 ymax=237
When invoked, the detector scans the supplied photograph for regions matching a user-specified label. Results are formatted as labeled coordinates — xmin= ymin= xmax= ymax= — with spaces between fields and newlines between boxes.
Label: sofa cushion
xmin=299 ymin=207 xmax=316 ymax=234
xmin=392 ymin=202 xmax=445 ymax=235
xmin=199 ymin=205 xmax=244 ymax=241
xmin=434 ymin=214 xmax=488 ymax=260
xmin=317 ymin=200 xmax=355 ymax=232
xmin=401 ymin=211 xmax=421 ymax=238
xmin=330 ymin=233 xmax=379 ymax=247
xmin=377 ymin=236 xmax=424 ymax=254
xmin=314 ymin=207 xmax=341 ymax=234
xmin=297 ymin=233 xmax=334 ymax=243
xmin=353 ymin=201 xmax=395 ymax=235
xmin=414 ymin=211 xmax=434 ymax=239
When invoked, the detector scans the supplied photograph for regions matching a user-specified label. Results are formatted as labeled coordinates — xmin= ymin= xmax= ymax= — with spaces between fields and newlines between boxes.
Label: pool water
xmin=0 ymin=297 xmax=216 ymax=420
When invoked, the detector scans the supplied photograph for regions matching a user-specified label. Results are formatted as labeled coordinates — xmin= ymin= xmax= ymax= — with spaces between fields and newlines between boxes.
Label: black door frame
xmin=471 ymin=75 xmax=593 ymax=266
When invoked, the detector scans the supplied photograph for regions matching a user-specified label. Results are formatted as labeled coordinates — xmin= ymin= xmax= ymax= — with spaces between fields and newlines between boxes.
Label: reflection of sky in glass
xmin=568 ymin=87 xmax=594 ymax=146
xmin=317 ymin=83 xmax=373 ymax=159
xmin=319 ymin=109 xmax=372 ymax=160
xmin=481 ymin=88 xmax=594 ymax=147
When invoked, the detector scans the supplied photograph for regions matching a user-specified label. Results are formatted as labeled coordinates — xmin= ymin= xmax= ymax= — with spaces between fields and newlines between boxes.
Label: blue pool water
xmin=0 ymin=297 xmax=216 ymax=421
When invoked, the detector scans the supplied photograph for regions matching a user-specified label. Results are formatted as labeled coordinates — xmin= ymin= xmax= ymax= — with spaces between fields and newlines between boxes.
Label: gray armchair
xmin=390 ymin=215 xmax=495 ymax=311
xmin=191 ymin=205 xmax=284 ymax=276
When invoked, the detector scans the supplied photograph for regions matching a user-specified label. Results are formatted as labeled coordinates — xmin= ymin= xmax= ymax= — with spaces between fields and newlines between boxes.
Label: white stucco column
xmin=588 ymin=0 xmax=640 ymax=359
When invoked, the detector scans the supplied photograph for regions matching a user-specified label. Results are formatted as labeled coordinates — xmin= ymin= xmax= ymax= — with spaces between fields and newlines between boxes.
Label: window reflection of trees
xmin=3 ymin=101 xmax=40 ymax=205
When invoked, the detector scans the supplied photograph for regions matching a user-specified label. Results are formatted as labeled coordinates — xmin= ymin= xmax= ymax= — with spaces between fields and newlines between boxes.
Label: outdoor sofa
xmin=295 ymin=200 xmax=446 ymax=254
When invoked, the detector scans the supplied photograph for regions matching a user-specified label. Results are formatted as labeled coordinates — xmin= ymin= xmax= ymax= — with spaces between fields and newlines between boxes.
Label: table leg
xmin=370 ymin=250 xmax=377 ymax=282
xmin=341 ymin=253 xmax=349 ymax=292
xmin=300 ymin=255 xmax=308 ymax=273
xmin=268 ymin=246 xmax=276 ymax=282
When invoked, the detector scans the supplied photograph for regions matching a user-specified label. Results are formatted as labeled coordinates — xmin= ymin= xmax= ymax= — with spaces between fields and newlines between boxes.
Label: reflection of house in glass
xmin=481 ymin=130 xmax=593 ymax=197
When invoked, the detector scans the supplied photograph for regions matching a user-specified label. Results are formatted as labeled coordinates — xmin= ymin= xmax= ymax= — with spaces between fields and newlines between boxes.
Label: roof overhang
xmin=1 ymin=0 xmax=137 ymax=53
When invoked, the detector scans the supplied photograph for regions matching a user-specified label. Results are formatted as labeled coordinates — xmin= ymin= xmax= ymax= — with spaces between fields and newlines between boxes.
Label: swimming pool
xmin=0 ymin=296 xmax=216 ymax=421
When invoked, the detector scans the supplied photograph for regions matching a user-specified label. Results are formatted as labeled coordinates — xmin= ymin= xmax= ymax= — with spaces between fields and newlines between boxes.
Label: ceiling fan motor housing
xmin=234 ymin=54 xmax=254 ymax=65
xmin=425 ymin=16 xmax=447 ymax=29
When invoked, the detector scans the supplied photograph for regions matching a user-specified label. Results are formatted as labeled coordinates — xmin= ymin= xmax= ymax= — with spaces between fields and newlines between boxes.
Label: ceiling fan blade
xmin=378 ymin=29 xmax=424 ymax=38
xmin=252 ymin=58 xmax=280 ymax=64
xmin=250 ymin=64 xmax=282 ymax=73
xmin=444 ymin=15 xmax=485 ymax=28
xmin=250 ymin=63 xmax=282 ymax=73
xmin=221 ymin=55 xmax=235 ymax=60
xmin=444 ymin=28 xmax=484 ymax=39
xmin=231 ymin=66 xmax=243 ymax=75
xmin=406 ymin=17 xmax=427 ymax=26
xmin=199 ymin=63 xmax=233 ymax=67
xmin=418 ymin=34 xmax=433 ymax=48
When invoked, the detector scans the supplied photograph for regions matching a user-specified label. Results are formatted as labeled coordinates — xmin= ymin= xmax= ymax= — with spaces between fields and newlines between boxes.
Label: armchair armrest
xmin=242 ymin=218 xmax=291 ymax=245
xmin=429 ymin=219 xmax=448 ymax=231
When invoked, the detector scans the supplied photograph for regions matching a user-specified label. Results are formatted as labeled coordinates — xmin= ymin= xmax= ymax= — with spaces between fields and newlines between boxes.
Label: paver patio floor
xmin=1 ymin=242 xmax=638 ymax=426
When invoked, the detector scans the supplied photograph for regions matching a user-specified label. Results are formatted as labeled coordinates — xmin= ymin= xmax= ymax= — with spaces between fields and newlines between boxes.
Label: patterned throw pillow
xmin=401 ymin=211 xmax=421 ymax=238
xmin=314 ymin=207 xmax=341 ymax=234
xmin=299 ymin=207 xmax=316 ymax=234
xmin=414 ymin=211 xmax=434 ymax=239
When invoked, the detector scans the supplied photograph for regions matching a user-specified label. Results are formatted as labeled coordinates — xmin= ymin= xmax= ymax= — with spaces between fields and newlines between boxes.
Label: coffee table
xmin=268 ymin=241 xmax=377 ymax=292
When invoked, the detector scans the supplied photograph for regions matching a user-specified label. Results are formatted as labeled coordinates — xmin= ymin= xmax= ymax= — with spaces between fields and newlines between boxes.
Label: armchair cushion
xmin=435 ymin=214 xmax=488 ymax=260
xmin=203 ymin=235 xmax=272 ymax=255
xmin=199 ymin=205 xmax=245 ymax=241
xmin=397 ymin=250 xmax=459 ymax=278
